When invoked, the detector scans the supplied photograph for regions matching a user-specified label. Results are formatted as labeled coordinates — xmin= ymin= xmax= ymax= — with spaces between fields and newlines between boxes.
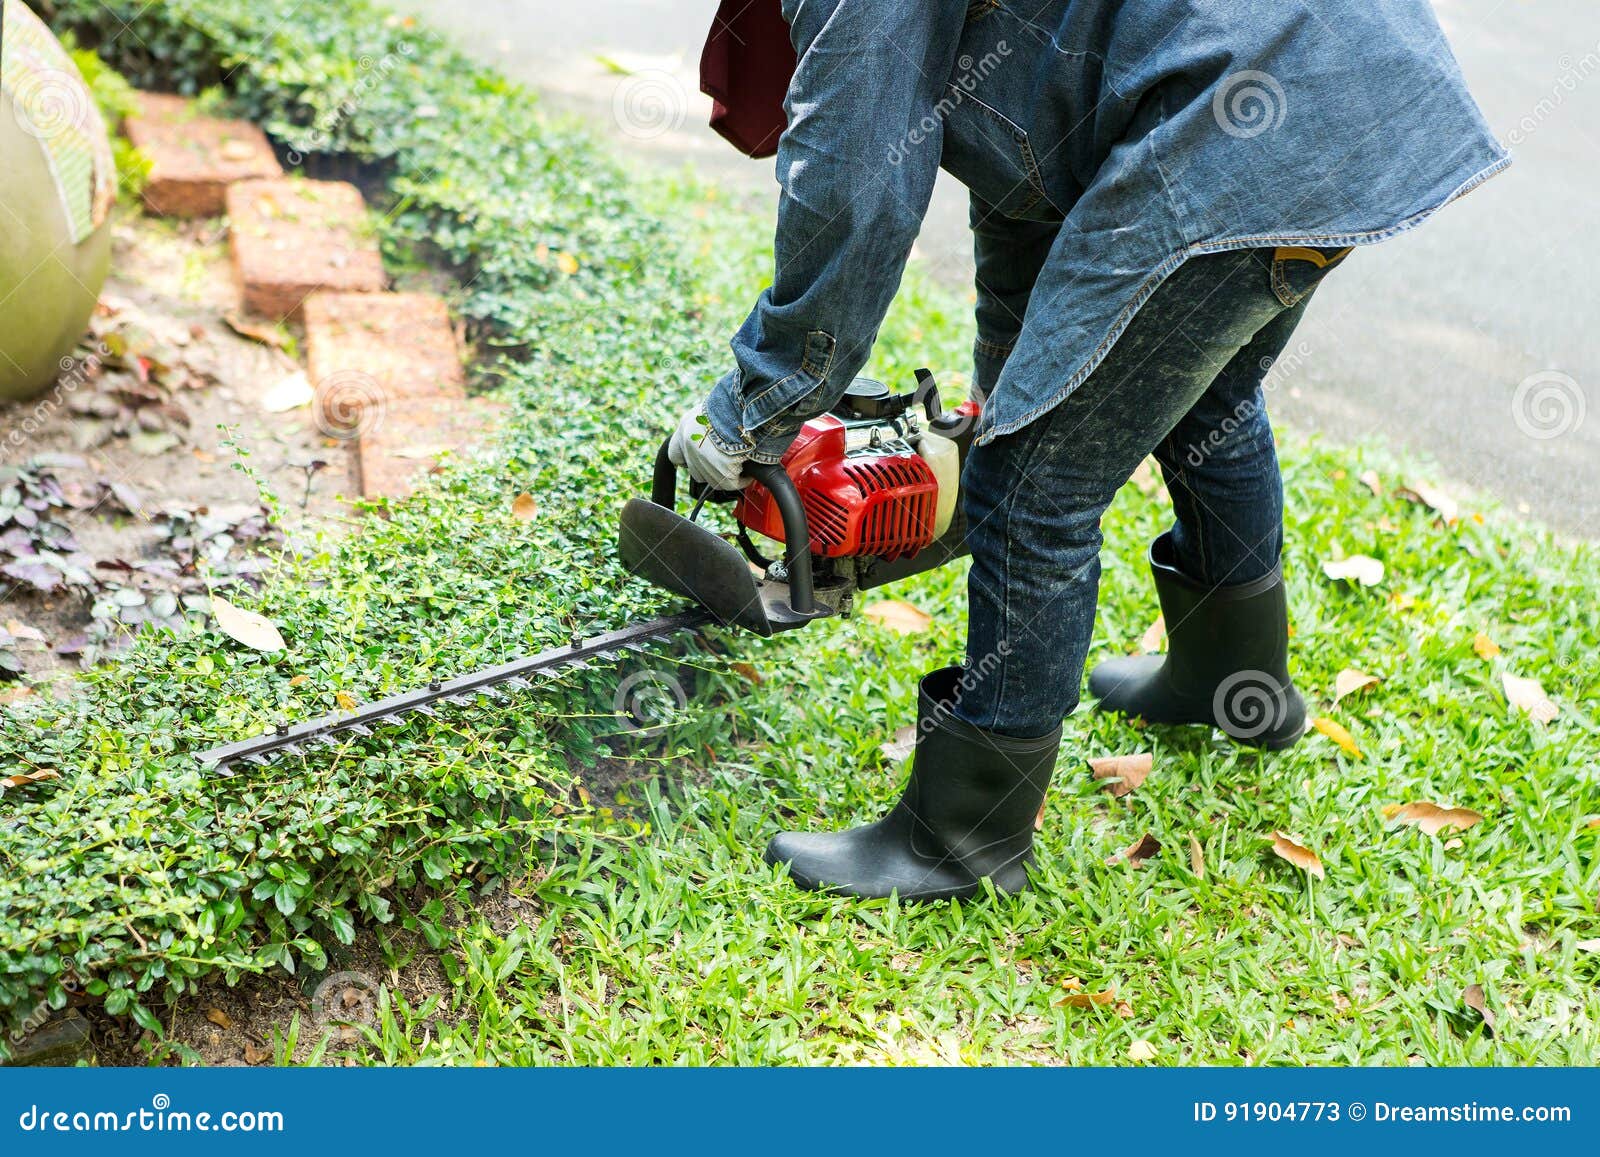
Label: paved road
xmin=391 ymin=0 xmax=1598 ymax=535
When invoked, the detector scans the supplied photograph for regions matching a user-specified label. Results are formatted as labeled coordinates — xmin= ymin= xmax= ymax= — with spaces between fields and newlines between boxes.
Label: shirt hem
xmin=975 ymin=152 xmax=1514 ymax=445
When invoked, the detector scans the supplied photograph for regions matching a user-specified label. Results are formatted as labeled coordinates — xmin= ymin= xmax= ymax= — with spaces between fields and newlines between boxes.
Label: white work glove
xmin=667 ymin=406 xmax=752 ymax=491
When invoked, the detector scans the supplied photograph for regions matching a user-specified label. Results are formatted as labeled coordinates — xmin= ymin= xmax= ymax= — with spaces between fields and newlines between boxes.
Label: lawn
xmin=4 ymin=0 xmax=1597 ymax=1066
xmin=334 ymin=175 xmax=1599 ymax=1066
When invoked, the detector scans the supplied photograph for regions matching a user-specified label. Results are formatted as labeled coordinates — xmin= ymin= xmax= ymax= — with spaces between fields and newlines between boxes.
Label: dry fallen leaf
xmin=1127 ymin=1040 xmax=1158 ymax=1062
xmin=1574 ymin=938 xmax=1600 ymax=953
xmin=1311 ymin=716 xmax=1362 ymax=759
xmin=1270 ymin=831 xmax=1325 ymax=879
xmin=1357 ymin=469 xmax=1383 ymax=497
xmin=222 ymin=310 xmax=286 ymax=349
xmin=1502 ymin=674 xmax=1559 ymax=723
xmin=880 ymin=724 xmax=917 ymax=763
xmin=1056 ymin=987 xmax=1116 ymax=1009
xmin=511 ymin=492 xmax=538 ymax=522
xmin=1108 ymin=832 xmax=1161 ymax=868
xmin=1188 ymin=834 xmax=1205 ymax=879
xmin=260 ymin=370 xmax=314 ymax=413
xmin=730 ymin=661 xmax=763 ymax=686
xmin=0 ymin=768 xmax=58 ymax=791
xmin=1089 ymin=752 xmax=1153 ymax=798
xmin=205 ymin=1008 xmax=234 ymax=1029
xmin=6 ymin=619 xmax=45 ymax=643
xmin=289 ymin=673 xmax=310 ymax=687
xmin=1461 ymin=983 xmax=1496 ymax=1033
xmin=1399 ymin=482 xmax=1459 ymax=525
xmin=1472 ymin=632 xmax=1501 ymax=660
xmin=1321 ymin=555 xmax=1385 ymax=587
xmin=1332 ymin=668 xmax=1381 ymax=704
xmin=335 ymin=691 xmax=358 ymax=711
xmin=861 ymin=600 xmax=932 ymax=635
xmin=210 ymin=595 xmax=286 ymax=652
xmin=243 ymin=1039 xmax=271 ymax=1065
xmin=1390 ymin=801 xmax=1484 ymax=837
xmin=1139 ymin=614 xmax=1166 ymax=653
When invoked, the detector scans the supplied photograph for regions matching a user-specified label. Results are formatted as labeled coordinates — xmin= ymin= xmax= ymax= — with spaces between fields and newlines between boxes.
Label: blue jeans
xmin=953 ymin=246 xmax=1346 ymax=738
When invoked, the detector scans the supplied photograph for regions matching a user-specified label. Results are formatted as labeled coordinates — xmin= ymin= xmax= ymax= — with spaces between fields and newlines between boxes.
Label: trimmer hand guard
xmin=618 ymin=498 xmax=823 ymax=636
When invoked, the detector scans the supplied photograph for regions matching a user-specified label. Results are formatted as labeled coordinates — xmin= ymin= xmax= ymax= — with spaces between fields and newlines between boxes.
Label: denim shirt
xmin=703 ymin=0 xmax=1509 ymax=456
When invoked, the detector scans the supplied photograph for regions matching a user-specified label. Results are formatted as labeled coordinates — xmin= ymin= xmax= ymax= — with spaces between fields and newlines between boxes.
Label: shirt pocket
xmin=940 ymin=90 xmax=1059 ymax=223
xmin=1269 ymin=246 xmax=1354 ymax=308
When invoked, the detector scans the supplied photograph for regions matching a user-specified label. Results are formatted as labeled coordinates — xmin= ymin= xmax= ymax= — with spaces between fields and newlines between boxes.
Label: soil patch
xmin=0 ymin=210 xmax=357 ymax=689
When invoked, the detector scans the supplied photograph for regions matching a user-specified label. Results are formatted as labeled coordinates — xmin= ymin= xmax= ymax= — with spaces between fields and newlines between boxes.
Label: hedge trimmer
xmin=198 ymin=371 xmax=977 ymax=769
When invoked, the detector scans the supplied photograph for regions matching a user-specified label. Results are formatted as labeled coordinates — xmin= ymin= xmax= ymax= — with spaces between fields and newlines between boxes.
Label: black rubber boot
xmin=763 ymin=667 xmax=1062 ymax=901
xmin=1088 ymin=532 xmax=1305 ymax=749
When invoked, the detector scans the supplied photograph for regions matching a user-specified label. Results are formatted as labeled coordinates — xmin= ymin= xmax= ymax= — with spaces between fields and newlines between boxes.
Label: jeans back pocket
xmin=1270 ymin=246 xmax=1354 ymax=308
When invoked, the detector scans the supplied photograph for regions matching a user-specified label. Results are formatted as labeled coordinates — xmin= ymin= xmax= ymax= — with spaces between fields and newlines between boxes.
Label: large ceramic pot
xmin=0 ymin=0 xmax=115 ymax=402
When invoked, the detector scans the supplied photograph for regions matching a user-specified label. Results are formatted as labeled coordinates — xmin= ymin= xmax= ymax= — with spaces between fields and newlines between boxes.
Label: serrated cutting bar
xmin=196 ymin=609 xmax=713 ymax=770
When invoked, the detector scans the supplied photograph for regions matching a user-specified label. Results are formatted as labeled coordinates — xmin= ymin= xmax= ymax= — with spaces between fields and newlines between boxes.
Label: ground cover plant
xmin=3 ymin=0 xmax=1597 ymax=1064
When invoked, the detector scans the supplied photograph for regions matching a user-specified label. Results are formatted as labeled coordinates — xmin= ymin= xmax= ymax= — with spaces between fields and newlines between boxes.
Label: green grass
xmin=11 ymin=0 xmax=1597 ymax=1066
xmin=322 ymin=172 xmax=1597 ymax=1067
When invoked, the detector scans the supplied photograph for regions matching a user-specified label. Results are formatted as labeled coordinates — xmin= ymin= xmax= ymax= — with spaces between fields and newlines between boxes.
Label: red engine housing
xmin=735 ymin=415 xmax=938 ymax=561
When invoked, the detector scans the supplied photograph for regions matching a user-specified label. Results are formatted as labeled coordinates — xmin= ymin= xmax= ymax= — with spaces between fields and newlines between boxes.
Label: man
xmin=670 ymin=0 xmax=1507 ymax=901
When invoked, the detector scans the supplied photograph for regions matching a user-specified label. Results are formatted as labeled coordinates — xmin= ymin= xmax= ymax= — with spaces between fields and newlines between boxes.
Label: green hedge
xmin=2 ymin=0 xmax=716 ymax=1046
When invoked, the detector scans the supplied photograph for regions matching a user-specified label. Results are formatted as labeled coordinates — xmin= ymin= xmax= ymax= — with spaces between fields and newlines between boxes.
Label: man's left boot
xmin=1087 ymin=532 xmax=1305 ymax=748
xmin=763 ymin=666 xmax=1062 ymax=901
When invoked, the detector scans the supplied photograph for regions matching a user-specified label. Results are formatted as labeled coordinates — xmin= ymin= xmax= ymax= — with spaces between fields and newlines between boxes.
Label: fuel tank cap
xmin=833 ymin=377 xmax=892 ymax=419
